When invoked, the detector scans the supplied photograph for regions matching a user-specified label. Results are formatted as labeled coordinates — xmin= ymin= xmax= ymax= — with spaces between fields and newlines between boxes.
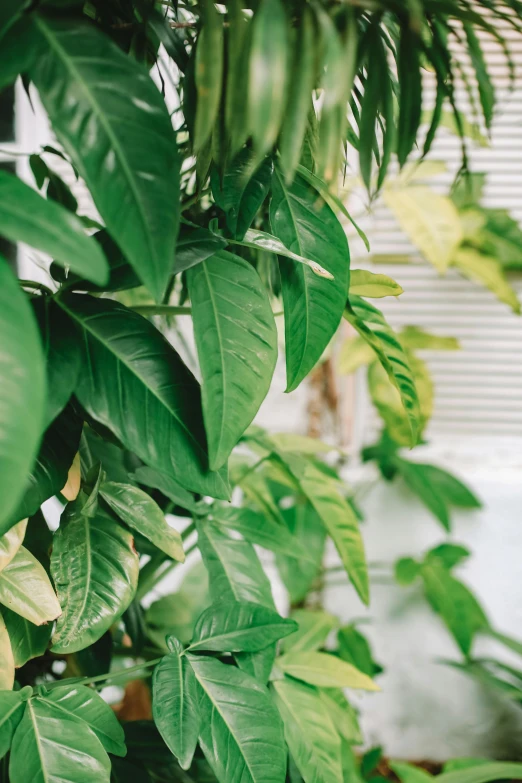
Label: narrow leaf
xmin=232 ymin=229 xmax=333 ymax=279
xmin=194 ymin=0 xmax=223 ymax=150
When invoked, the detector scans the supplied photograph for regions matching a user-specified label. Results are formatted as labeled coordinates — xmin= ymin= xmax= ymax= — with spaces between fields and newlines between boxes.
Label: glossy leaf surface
xmin=0 ymin=546 xmax=60 ymax=625
xmin=350 ymin=270 xmax=403 ymax=298
xmin=2 ymin=607 xmax=52 ymax=668
xmin=0 ymin=519 xmax=27 ymax=573
xmin=208 ymin=504 xmax=310 ymax=559
xmin=0 ymin=690 xmax=27 ymax=760
xmin=211 ymin=152 xmax=273 ymax=239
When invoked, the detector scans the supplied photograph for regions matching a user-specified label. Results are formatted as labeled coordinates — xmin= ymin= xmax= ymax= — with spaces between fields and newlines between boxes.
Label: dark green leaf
xmin=132 ymin=466 xmax=197 ymax=512
xmin=0 ymin=689 xmax=29 ymax=760
xmin=31 ymin=15 xmax=180 ymax=302
xmin=417 ymin=464 xmax=481 ymax=509
xmin=463 ymin=23 xmax=495 ymax=129
xmin=276 ymin=502 xmax=326 ymax=605
xmin=173 ymin=224 xmax=228 ymax=276
xmin=0 ymin=18 xmax=38 ymax=92
xmin=208 ymin=504 xmax=310 ymax=559
xmin=397 ymin=23 xmax=422 ymax=167
xmin=3 ymin=607 xmax=52 ymax=667
xmin=338 ymin=624 xmax=383 ymax=677
xmin=194 ymin=0 xmax=223 ymax=150
xmin=396 ymin=459 xmax=451 ymax=531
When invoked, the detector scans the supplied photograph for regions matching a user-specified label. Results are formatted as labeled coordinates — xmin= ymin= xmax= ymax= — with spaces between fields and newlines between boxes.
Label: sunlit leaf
xmin=0 ymin=546 xmax=60 ymax=625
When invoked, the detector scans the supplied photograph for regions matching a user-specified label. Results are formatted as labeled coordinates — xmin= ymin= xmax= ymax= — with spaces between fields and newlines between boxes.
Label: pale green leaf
xmin=452 ymin=247 xmax=521 ymax=314
xmin=0 ymin=610 xmax=14 ymax=689
xmin=0 ymin=547 xmax=60 ymax=626
xmin=277 ymin=651 xmax=379 ymax=690
xmin=338 ymin=336 xmax=378 ymax=375
xmin=0 ymin=519 xmax=27 ymax=573
xmin=2 ymin=608 xmax=52 ymax=669
xmin=0 ymin=689 xmax=29 ymax=760
xmin=349 ymin=270 xmax=403 ymax=298
xmin=281 ymin=609 xmax=337 ymax=654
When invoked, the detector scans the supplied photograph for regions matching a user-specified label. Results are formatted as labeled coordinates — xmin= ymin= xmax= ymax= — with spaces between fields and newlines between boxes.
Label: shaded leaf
xmin=0 ymin=519 xmax=27 ymax=574
xmin=452 ymin=247 xmax=521 ymax=314
xmin=0 ymin=611 xmax=14 ymax=689
xmin=208 ymin=504 xmax=310 ymax=559
xmin=211 ymin=151 xmax=273 ymax=240
xmin=2 ymin=607 xmax=52 ymax=668
xmin=0 ymin=689 xmax=28 ymax=760
xmin=173 ymin=224 xmax=228 ymax=276
xmin=233 ymin=229 xmax=333 ymax=279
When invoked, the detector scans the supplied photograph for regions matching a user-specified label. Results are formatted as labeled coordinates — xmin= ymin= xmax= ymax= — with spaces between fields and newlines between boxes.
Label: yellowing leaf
xmin=452 ymin=248 xmax=521 ymax=314
xmin=0 ymin=546 xmax=61 ymax=625
xmin=61 ymin=452 xmax=81 ymax=502
xmin=0 ymin=610 xmax=14 ymax=689
xmin=277 ymin=651 xmax=379 ymax=690
xmin=384 ymin=185 xmax=463 ymax=272
xmin=349 ymin=269 xmax=403 ymax=298
xmin=0 ymin=519 xmax=27 ymax=573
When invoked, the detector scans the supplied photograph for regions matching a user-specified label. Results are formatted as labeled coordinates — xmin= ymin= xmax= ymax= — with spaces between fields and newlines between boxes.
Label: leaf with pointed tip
xmin=0 ymin=258 xmax=46 ymax=536
xmin=187 ymin=653 xmax=287 ymax=783
xmin=173 ymin=224 xmax=228 ymax=276
xmin=277 ymin=651 xmax=379 ymax=690
xmin=272 ymin=677 xmax=342 ymax=783
xmin=51 ymin=493 xmax=139 ymax=653
xmin=42 ymin=684 xmax=126 ymax=756
xmin=152 ymin=637 xmax=201 ymax=770
xmin=281 ymin=609 xmax=337 ymax=654
xmin=233 ymin=229 xmax=334 ymax=279
xmin=208 ymin=504 xmax=310 ymax=559
xmin=349 ymin=270 xmax=403 ymax=298
xmin=0 ymin=610 xmax=14 ymax=689
xmin=2 ymin=607 xmax=51 ymax=668
xmin=211 ymin=151 xmax=274 ymax=240
xmin=0 ymin=547 xmax=60 ymax=625
xmin=190 ymin=599 xmax=297 ymax=652
xmin=0 ymin=17 xmax=38 ymax=92
xmin=56 ymin=294 xmax=229 ymax=499
xmin=100 ymin=481 xmax=185 ymax=562
xmin=0 ymin=519 xmax=27 ymax=573
xmin=276 ymin=502 xmax=326 ymax=605
xmin=270 ymin=167 xmax=350 ymax=391
xmin=132 ymin=466 xmax=197 ymax=512
xmin=9 ymin=698 xmax=111 ymax=783
xmin=31 ymin=15 xmax=179 ymax=302
xmin=187 ymin=250 xmax=277 ymax=470
xmin=0 ymin=689 xmax=29 ymax=759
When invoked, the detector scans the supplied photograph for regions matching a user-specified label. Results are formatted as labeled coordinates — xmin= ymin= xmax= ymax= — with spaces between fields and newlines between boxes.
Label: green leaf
xmin=277 ymin=453 xmax=369 ymax=605
xmin=394 ymin=557 xmax=421 ymax=586
xmin=396 ymin=459 xmax=451 ymax=531
xmin=100 ymin=481 xmax=185 ymax=562
xmin=268 ymin=432 xmax=333 ymax=454
xmin=0 ymin=519 xmax=27 ymax=573
xmin=344 ymin=296 xmax=421 ymax=445
xmin=338 ymin=336 xmax=376 ymax=375
xmin=415 ymin=464 xmax=481 ymax=510
xmin=187 ymin=250 xmax=277 ymax=470
xmin=399 ymin=326 xmax=460 ymax=352
xmin=338 ymin=624 xmax=382 ymax=677
xmin=173 ymin=223 xmax=228 ymax=276
xmin=277 ymin=651 xmax=379 ymax=690
xmin=2 ymin=607 xmax=52 ymax=668
xmin=0 ymin=610 xmax=14 ymax=689
xmin=9 ymin=698 xmax=111 ymax=783
xmin=397 ymin=23 xmax=422 ymax=167
xmin=452 ymin=247 xmax=521 ymax=314
xmin=248 ymin=0 xmax=288 ymax=155
xmin=210 ymin=150 xmax=273 ymax=240
xmin=0 ymin=170 xmax=107 ymax=285
xmin=51 ymin=492 xmax=139 ymax=653
xmin=0 ymin=258 xmax=46 ymax=535
xmin=319 ymin=689 xmax=362 ymax=745
xmin=186 ymin=653 xmax=287 ymax=783
xmin=349 ymin=270 xmax=403 ymax=298
xmin=194 ymin=0 xmax=223 ymax=151
xmin=32 ymin=297 xmax=82 ymax=426
xmin=31 ymin=15 xmax=179 ymax=302
xmin=42 ymin=684 xmax=126 ymax=756
xmin=56 ymin=294 xmax=229 ymax=500
xmin=425 ymin=543 xmax=471 ymax=571
xmin=152 ymin=637 xmax=201 ymax=770
xmin=0 ymin=546 xmax=60 ymax=625
xmin=233 ymin=229 xmax=334 ymax=279
xmin=281 ymin=609 xmax=337 ymax=654
xmin=276 ymin=502 xmax=326 ymax=605
xmin=208 ymin=504 xmax=310 ymax=559
xmin=0 ymin=17 xmax=38 ymax=92
xmin=189 ymin=599 xmax=297 ymax=652
xmin=272 ymin=677 xmax=342 ymax=783
xmin=0 ymin=689 xmax=28 ymax=759
xmin=383 ymin=185 xmax=463 ymax=273
xmin=463 ymin=23 xmax=495 ymax=129
xmin=390 ymin=761 xmax=434 ymax=783
xmin=438 ymin=763 xmax=522 ymax=783
xmin=132 ymin=466 xmax=197 ymax=512
xmin=270 ymin=167 xmax=350 ymax=391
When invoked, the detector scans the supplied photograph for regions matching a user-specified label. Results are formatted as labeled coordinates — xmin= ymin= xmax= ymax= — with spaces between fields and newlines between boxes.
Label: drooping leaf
xmin=337 ymin=624 xmax=383 ymax=677
xmin=270 ymin=167 xmax=350 ymax=391
xmin=208 ymin=504 xmax=310 ymax=559
xmin=189 ymin=599 xmax=297 ymax=652
xmin=2 ymin=607 xmax=52 ymax=668
xmin=277 ymin=651 xmax=379 ymax=690
xmin=420 ymin=465 xmax=481 ymax=509
xmin=0 ymin=258 xmax=46 ymax=535
xmin=233 ymin=229 xmax=333 ymax=279
xmin=152 ymin=637 xmax=201 ymax=770
xmin=272 ymin=677 xmax=342 ymax=783
xmin=9 ymin=698 xmax=111 ymax=783
xmin=0 ymin=170 xmax=108 ymax=285
xmin=42 ymin=684 xmax=126 ymax=756
xmin=0 ymin=520 xmax=27 ymax=573
xmin=56 ymin=294 xmax=229 ymax=499
xmin=51 ymin=492 xmax=139 ymax=653
xmin=187 ymin=250 xmax=277 ymax=470
xmin=344 ymin=296 xmax=421 ymax=445
xmin=349 ymin=270 xmax=403 ymax=298
xmin=0 ymin=610 xmax=14 ymax=689
xmin=211 ymin=150 xmax=273 ymax=240
xmin=452 ymin=247 xmax=521 ymax=314
xmin=0 ymin=689 xmax=29 ymax=760
xmin=397 ymin=23 xmax=422 ymax=167
xmin=100 ymin=481 xmax=185 ymax=562
xmin=281 ymin=609 xmax=337 ymax=654
xmin=31 ymin=15 xmax=179 ymax=302
xmin=396 ymin=459 xmax=452 ymax=531
xmin=0 ymin=17 xmax=38 ymax=92
xmin=0 ymin=546 xmax=60 ymax=625
xmin=463 ymin=23 xmax=495 ymax=129
xmin=186 ymin=653 xmax=287 ymax=783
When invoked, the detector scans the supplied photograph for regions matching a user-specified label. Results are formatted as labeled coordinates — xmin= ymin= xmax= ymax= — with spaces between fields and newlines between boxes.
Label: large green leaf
xmin=438 ymin=763 xmax=522 ymax=783
xmin=210 ymin=151 xmax=273 ymax=240
xmin=0 ymin=171 xmax=108 ymax=285
xmin=42 ymin=684 xmax=126 ymax=756
xmin=0 ymin=16 xmax=38 ymax=92
xmin=189 ymin=599 xmax=296 ymax=652
xmin=31 ymin=15 xmax=179 ymax=302
xmin=51 ymin=492 xmax=139 ymax=653
xmin=0 ymin=520 xmax=27 ymax=573
xmin=278 ymin=453 xmax=369 ymax=605
xmin=344 ymin=295 xmax=421 ymax=444
xmin=396 ymin=459 xmax=452 ymax=531
xmin=187 ymin=250 xmax=277 ymax=470
xmin=32 ymin=297 xmax=81 ymax=426
xmin=193 ymin=0 xmax=223 ymax=151
xmin=0 ymin=610 xmax=14 ymax=689
xmin=277 ymin=651 xmax=379 ymax=690
xmin=173 ymin=223 xmax=228 ymax=276
xmin=132 ymin=466 xmax=197 ymax=512
xmin=9 ymin=698 xmax=110 ymax=783
xmin=152 ymin=637 xmax=201 ymax=770
xmin=281 ymin=608 xmax=337 ymax=654
xmin=319 ymin=689 xmax=362 ymax=745
xmin=208 ymin=504 xmax=310 ymax=559
xmin=272 ymin=677 xmax=342 ymax=783
xmin=276 ymin=502 xmax=326 ymax=605
xmin=0 ymin=689 xmax=28 ymax=760
xmin=270 ymin=168 xmax=350 ymax=391
xmin=100 ymin=481 xmax=185 ymax=562
xmin=0 ymin=546 xmax=60 ymax=625
xmin=0 ymin=259 xmax=46 ymax=535
xmin=2 ymin=607 xmax=52 ymax=668
xmin=56 ymin=294 xmax=229 ymax=499
xmin=186 ymin=653 xmax=287 ymax=783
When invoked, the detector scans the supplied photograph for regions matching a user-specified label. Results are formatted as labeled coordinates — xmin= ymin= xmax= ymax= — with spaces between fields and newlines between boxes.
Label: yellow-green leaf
xmin=0 ymin=547 xmax=61 ymax=626
xmin=338 ymin=336 xmax=376 ymax=375
xmin=277 ymin=650 xmax=379 ymax=690
xmin=452 ymin=247 xmax=521 ymax=314
xmin=0 ymin=610 xmax=14 ymax=689
xmin=349 ymin=270 xmax=403 ymax=298
xmin=0 ymin=519 xmax=27 ymax=573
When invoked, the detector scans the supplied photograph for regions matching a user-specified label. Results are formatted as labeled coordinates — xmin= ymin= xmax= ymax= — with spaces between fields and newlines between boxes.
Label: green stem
xmin=131 ymin=305 xmax=192 ymax=316
xmin=182 ymin=520 xmax=196 ymax=540
xmin=51 ymin=657 xmax=164 ymax=690
xmin=19 ymin=279 xmax=54 ymax=296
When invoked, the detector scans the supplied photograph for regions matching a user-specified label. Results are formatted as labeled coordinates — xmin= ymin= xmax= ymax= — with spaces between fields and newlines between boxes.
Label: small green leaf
xmin=0 ymin=546 xmax=61 ymax=625
xmin=399 ymin=326 xmax=460 ymax=352
xmin=189 ymin=599 xmax=297 ymax=652
xmin=349 ymin=270 xmax=403 ymax=298
xmin=396 ymin=459 xmax=451 ymax=531
xmin=152 ymin=638 xmax=201 ymax=770
xmin=281 ymin=609 xmax=337 ymax=654
xmin=277 ymin=651 xmax=379 ymax=690
xmin=100 ymin=481 xmax=185 ymax=562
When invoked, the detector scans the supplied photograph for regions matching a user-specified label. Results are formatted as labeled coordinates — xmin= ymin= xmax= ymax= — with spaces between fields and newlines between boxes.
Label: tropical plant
xmin=2 ymin=0 xmax=522 ymax=780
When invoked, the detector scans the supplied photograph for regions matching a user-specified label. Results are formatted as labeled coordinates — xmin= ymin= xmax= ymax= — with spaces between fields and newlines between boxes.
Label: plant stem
xmin=19 ymin=279 xmax=54 ymax=296
xmin=51 ymin=657 xmax=165 ymax=690
xmin=131 ymin=305 xmax=192 ymax=316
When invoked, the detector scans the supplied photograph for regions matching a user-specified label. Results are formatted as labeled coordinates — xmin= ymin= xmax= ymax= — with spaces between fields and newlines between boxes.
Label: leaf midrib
xmin=54 ymin=513 xmax=92 ymax=646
